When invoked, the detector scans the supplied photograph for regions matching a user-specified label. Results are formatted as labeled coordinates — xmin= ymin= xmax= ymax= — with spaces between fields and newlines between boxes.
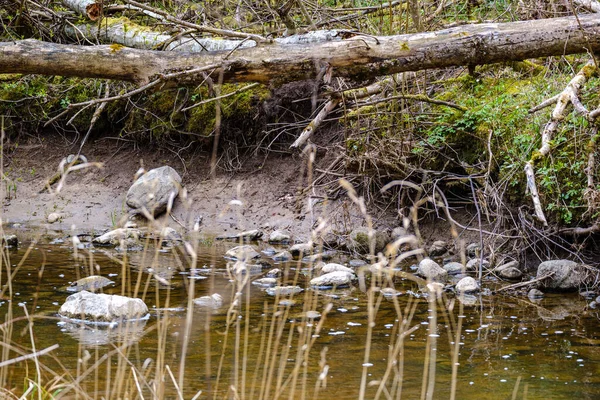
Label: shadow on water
xmin=0 ymin=231 xmax=600 ymax=399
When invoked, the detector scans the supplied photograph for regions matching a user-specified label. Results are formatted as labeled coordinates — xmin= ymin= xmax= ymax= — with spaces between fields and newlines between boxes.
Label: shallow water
xmin=1 ymin=229 xmax=600 ymax=399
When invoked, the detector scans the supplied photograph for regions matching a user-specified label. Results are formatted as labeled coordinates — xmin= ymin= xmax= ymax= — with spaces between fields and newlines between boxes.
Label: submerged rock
xmin=310 ymin=271 xmax=355 ymax=288
xmin=193 ymin=293 xmax=223 ymax=308
xmin=58 ymin=291 xmax=148 ymax=323
xmin=455 ymin=277 xmax=479 ymax=294
xmin=67 ymin=276 xmax=115 ymax=293
xmin=225 ymin=245 xmax=260 ymax=261
xmin=537 ymin=259 xmax=591 ymax=291
xmin=126 ymin=166 xmax=182 ymax=217
xmin=416 ymin=259 xmax=448 ymax=282
xmin=302 ymin=250 xmax=337 ymax=263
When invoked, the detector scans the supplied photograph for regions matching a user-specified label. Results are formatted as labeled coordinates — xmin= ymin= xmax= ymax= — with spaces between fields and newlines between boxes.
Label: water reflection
xmin=57 ymin=318 xmax=149 ymax=346
xmin=0 ymin=232 xmax=599 ymax=399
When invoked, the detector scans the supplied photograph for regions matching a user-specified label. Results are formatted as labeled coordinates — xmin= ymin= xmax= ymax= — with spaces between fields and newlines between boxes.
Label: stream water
xmin=1 ymin=227 xmax=600 ymax=399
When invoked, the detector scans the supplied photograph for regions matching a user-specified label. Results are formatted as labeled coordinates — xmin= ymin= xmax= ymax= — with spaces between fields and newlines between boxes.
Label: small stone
xmin=428 ymin=240 xmax=448 ymax=257
xmin=2 ymin=235 xmax=18 ymax=247
xmin=266 ymin=268 xmax=282 ymax=277
xmin=305 ymin=310 xmax=321 ymax=320
xmin=217 ymin=229 xmax=263 ymax=241
xmin=496 ymin=266 xmax=523 ymax=280
xmin=272 ymin=251 xmax=292 ymax=262
xmin=466 ymin=258 xmax=490 ymax=272
xmin=67 ymin=276 xmax=114 ymax=293
xmin=349 ymin=259 xmax=367 ymax=268
xmin=319 ymin=263 xmax=354 ymax=274
xmin=266 ymin=286 xmax=303 ymax=296
xmin=289 ymin=242 xmax=313 ymax=256
xmin=225 ymin=245 xmax=260 ymax=262
xmin=93 ymin=228 xmax=141 ymax=246
xmin=466 ymin=243 xmax=480 ymax=257
xmin=193 ymin=293 xmax=223 ymax=308
xmin=262 ymin=247 xmax=277 ymax=256
xmin=47 ymin=213 xmax=61 ymax=224
xmin=579 ymin=291 xmax=597 ymax=300
xmin=416 ymin=259 xmax=448 ymax=282
xmin=310 ymin=271 xmax=355 ymax=288
xmin=391 ymin=226 xmax=408 ymax=239
xmin=252 ymin=277 xmax=278 ymax=287
xmin=159 ymin=227 xmax=182 ymax=241
xmin=443 ymin=262 xmax=464 ymax=275
xmin=455 ymin=277 xmax=479 ymax=293
xmin=528 ymin=288 xmax=544 ymax=299
xmin=381 ymin=288 xmax=402 ymax=298
xmin=269 ymin=230 xmax=291 ymax=243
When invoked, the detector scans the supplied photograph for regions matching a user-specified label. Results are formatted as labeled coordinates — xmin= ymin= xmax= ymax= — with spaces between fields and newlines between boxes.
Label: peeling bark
xmin=4 ymin=15 xmax=600 ymax=85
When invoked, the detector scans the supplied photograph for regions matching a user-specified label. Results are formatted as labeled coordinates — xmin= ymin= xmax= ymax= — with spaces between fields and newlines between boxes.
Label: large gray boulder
xmin=126 ymin=166 xmax=182 ymax=216
xmin=416 ymin=259 xmax=448 ymax=282
xmin=537 ymin=260 xmax=591 ymax=291
xmin=58 ymin=291 xmax=148 ymax=323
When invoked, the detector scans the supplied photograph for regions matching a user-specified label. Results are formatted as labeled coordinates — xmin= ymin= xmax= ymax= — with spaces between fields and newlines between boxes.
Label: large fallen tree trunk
xmin=2 ymin=14 xmax=600 ymax=84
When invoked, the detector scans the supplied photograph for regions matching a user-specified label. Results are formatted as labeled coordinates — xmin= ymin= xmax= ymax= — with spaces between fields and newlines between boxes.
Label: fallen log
xmin=3 ymin=14 xmax=600 ymax=85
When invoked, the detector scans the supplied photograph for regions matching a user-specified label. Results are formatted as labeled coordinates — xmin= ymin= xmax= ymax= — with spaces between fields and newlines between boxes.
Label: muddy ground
xmin=1 ymin=134 xmax=477 ymax=247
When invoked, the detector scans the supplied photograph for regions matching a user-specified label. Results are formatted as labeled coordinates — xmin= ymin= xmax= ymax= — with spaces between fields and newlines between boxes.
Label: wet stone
xmin=443 ymin=262 xmax=464 ymax=275
xmin=252 ymin=277 xmax=278 ymax=287
xmin=272 ymin=250 xmax=292 ymax=262
xmin=66 ymin=276 xmax=115 ymax=293
xmin=266 ymin=286 xmax=304 ymax=296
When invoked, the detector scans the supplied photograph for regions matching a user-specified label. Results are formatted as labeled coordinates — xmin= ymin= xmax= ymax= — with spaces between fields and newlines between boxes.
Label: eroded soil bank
xmin=1 ymin=134 xmax=474 ymax=246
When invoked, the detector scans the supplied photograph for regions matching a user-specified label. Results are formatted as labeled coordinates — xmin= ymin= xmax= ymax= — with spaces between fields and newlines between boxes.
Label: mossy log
xmin=3 ymin=15 xmax=600 ymax=85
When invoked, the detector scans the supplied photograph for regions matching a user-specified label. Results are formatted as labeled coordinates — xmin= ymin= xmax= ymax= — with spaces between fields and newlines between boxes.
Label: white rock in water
xmin=319 ymin=263 xmax=354 ymax=274
xmin=225 ymin=245 xmax=260 ymax=261
xmin=455 ymin=277 xmax=480 ymax=294
xmin=58 ymin=291 xmax=148 ymax=323
xmin=193 ymin=293 xmax=223 ymax=308
xmin=310 ymin=271 xmax=355 ymax=288
xmin=416 ymin=259 xmax=448 ymax=282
